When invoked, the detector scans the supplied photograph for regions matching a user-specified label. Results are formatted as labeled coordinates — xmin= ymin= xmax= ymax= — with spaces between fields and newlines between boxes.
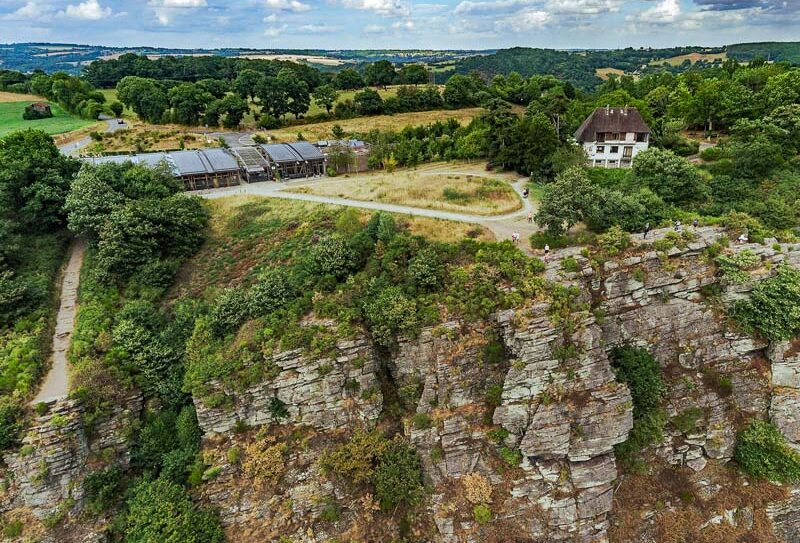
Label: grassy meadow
xmin=0 ymin=96 xmax=93 ymax=138
xmin=289 ymin=162 xmax=523 ymax=216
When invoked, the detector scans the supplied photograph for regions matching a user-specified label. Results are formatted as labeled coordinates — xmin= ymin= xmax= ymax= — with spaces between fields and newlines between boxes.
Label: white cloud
xmin=148 ymin=0 xmax=207 ymax=25
xmin=264 ymin=0 xmax=312 ymax=12
xmin=298 ymin=23 xmax=338 ymax=32
xmin=63 ymin=0 xmax=112 ymax=20
xmin=264 ymin=13 xmax=279 ymax=21
xmin=631 ymin=0 xmax=681 ymax=23
xmin=392 ymin=19 xmax=415 ymax=30
xmin=342 ymin=0 xmax=410 ymax=16
xmin=544 ymin=0 xmax=626 ymax=15
xmin=264 ymin=24 xmax=288 ymax=36
xmin=364 ymin=23 xmax=386 ymax=32
xmin=495 ymin=6 xmax=551 ymax=30
xmin=5 ymin=0 xmax=52 ymax=19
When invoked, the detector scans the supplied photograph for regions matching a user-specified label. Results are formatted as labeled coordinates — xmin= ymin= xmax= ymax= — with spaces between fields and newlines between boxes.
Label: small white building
xmin=574 ymin=106 xmax=651 ymax=168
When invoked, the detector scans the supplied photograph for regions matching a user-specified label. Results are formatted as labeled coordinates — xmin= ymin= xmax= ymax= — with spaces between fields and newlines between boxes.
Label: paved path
xmin=58 ymin=118 xmax=128 ymax=156
xmin=33 ymin=240 xmax=86 ymax=405
xmin=197 ymin=173 xmax=540 ymax=254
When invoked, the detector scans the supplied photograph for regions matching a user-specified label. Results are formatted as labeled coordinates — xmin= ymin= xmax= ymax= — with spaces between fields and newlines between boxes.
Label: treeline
xmin=453 ymin=46 xmax=728 ymax=90
xmin=728 ymin=42 xmax=800 ymax=64
xmin=0 ymin=70 xmax=116 ymax=120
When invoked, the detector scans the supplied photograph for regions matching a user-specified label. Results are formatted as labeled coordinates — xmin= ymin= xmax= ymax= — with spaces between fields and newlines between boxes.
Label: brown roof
xmin=574 ymin=107 xmax=650 ymax=142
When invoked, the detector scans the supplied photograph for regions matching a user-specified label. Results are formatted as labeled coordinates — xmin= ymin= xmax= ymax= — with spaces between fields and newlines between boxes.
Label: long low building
xmin=81 ymin=141 xmax=330 ymax=190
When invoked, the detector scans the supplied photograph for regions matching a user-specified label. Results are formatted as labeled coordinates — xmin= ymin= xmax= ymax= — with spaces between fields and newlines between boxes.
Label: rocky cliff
xmin=4 ymin=227 xmax=800 ymax=543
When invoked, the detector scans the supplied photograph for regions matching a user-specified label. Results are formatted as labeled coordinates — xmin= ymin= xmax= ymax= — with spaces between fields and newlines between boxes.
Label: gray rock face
xmin=194 ymin=337 xmax=383 ymax=435
xmin=1 ymin=392 xmax=142 ymax=520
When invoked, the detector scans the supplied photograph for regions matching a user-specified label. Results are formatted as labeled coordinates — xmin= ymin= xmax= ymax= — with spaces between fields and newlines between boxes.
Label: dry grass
xmin=0 ymin=91 xmax=44 ymax=102
xmin=261 ymin=108 xmax=483 ymax=142
xmin=651 ymin=52 xmax=727 ymax=66
xmin=84 ymin=121 xmax=219 ymax=153
xmin=288 ymin=162 xmax=522 ymax=216
xmin=595 ymin=68 xmax=626 ymax=80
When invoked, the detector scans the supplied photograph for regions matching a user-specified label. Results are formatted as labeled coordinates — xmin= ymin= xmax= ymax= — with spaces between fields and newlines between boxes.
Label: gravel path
xmin=198 ymin=174 xmax=540 ymax=254
xmin=33 ymin=239 xmax=86 ymax=405
xmin=58 ymin=118 xmax=128 ymax=156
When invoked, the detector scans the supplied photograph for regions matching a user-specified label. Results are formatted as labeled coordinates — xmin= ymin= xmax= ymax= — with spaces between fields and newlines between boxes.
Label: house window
xmin=611 ymin=132 xmax=620 ymax=141
xmin=597 ymin=132 xmax=606 ymax=142
xmin=594 ymin=160 xmax=604 ymax=167
xmin=610 ymin=146 xmax=619 ymax=154
xmin=623 ymin=146 xmax=633 ymax=158
xmin=636 ymin=133 xmax=648 ymax=142
xmin=596 ymin=145 xmax=605 ymax=153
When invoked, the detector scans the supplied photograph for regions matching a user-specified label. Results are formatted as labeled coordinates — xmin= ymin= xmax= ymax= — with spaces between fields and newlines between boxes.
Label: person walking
xmin=643 ymin=222 xmax=650 ymax=240
xmin=544 ymin=243 xmax=550 ymax=261
xmin=674 ymin=220 xmax=682 ymax=232
xmin=528 ymin=211 xmax=533 ymax=224
xmin=693 ymin=218 xmax=699 ymax=229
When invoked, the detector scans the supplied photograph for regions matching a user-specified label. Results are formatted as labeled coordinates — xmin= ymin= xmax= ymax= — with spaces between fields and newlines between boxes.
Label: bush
xmin=561 ymin=256 xmax=580 ymax=273
xmin=716 ymin=249 xmax=761 ymax=284
xmin=408 ymin=248 xmax=443 ymax=291
xmin=672 ymin=407 xmax=704 ymax=435
xmin=597 ymin=226 xmax=631 ymax=256
xmin=84 ymin=466 xmax=123 ymax=514
xmin=124 ymin=478 xmax=224 ymax=543
xmin=362 ymin=286 xmax=418 ymax=348
xmin=319 ymin=429 xmax=390 ymax=485
xmin=0 ymin=399 xmax=23 ymax=452
xmin=242 ymin=441 xmax=287 ymax=486
xmin=373 ymin=438 xmax=425 ymax=510
xmin=208 ymin=287 xmax=250 ymax=335
xmin=734 ymin=420 xmax=800 ymax=482
xmin=732 ymin=264 xmax=800 ymax=341
xmin=700 ymin=146 xmax=726 ymax=161
xmin=473 ymin=504 xmax=492 ymax=525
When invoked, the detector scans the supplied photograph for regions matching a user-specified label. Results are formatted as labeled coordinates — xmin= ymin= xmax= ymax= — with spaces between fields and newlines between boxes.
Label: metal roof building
xmin=260 ymin=143 xmax=325 ymax=179
xmin=81 ymin=149 xmax=242 ymax=191
xmin=230 ymin=147 xmax=270 ymax=182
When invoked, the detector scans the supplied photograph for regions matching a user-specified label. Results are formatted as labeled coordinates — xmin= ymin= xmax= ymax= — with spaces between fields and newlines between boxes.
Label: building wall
xmin=583 ymin=132 xmax=649 ymax=168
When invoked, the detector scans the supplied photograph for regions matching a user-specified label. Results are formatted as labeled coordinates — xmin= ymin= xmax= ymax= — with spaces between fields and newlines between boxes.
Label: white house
xmin=574 ymin=106 xmax=651 ymax=168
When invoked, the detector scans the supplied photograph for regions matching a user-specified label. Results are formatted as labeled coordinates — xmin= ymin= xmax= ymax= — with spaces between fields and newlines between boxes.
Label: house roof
xmin=201 ymin=148 xmax=240 ymax=172
xmin=261 ymin=143 xmax=303 ymax=163
xmin=230 ymin=146 xmax=269 ymax=173
xmin=574 ymin=107 xmax=650 ymax=142
xmin=287 ymin=141 xmax=324 ymax=161
xmin=170 ymin=150 xmax=211 ymax=176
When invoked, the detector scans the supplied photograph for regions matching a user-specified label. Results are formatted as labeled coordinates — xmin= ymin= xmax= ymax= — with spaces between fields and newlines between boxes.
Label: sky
xmin=0 ymin=0 xmax=797 ymax=50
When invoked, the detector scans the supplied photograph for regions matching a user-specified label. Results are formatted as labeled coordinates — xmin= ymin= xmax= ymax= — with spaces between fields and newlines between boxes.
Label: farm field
xmin=651 ymin=52 xmax=727 ymax=66
xmin=262 ymin=107 xmax=483 ymax=142
xmin=595 ymin=67 xmax=626 ymax=80
xmin=0 ymin=98 xmax=93 ymax=138
xmin=288 ymin=161 xmax=523 ymax=216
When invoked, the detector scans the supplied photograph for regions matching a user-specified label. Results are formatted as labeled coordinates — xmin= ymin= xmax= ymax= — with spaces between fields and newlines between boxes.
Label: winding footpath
xmin=199 ymin=174 xmax=540 ymax=254
xmin=33 ymin=239 xmax=86 ymax=405
xmin=58 ymin=118 xmax=128 ymax=156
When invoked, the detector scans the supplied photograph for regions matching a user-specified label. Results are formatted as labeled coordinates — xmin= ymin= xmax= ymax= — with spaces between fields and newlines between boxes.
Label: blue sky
xmin=0 ymin=0 xmax=797 ymax=50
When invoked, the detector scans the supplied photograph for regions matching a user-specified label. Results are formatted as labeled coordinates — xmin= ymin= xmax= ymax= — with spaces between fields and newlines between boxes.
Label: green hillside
xmin=0 ymin=101 xmax=93 ymax=137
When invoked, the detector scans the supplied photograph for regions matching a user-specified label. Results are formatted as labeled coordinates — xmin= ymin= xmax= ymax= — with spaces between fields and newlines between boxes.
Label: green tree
xmin=117 ymin=76 xmax=168 ymax=124
xmin=313 ymin=84 xmax=339 ymax=115
xmin=443 ymin=74 xmax=482 ymax=108
xmin=233 ymin=69 xmax=266 ymax=102
xmin=354 ymin=88 xmax=384 ymax=115
xmin=333 ymin=68 xmax=365 ymax=90
xmin=631 ymin=147 xmax=708 ymax=206
xmin=534 ymin=167 xmax=599 ymax=235
xmin=364 ymin=60 xmax=396 ymax=88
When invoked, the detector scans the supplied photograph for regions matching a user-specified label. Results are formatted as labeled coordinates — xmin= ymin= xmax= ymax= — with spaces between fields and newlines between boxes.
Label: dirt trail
xmin=33 ymin=239 xmax=85 ymax=405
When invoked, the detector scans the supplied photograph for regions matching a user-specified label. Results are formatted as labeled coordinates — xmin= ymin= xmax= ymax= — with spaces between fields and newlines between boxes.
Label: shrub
xmin=124 ymin=478 xmax=224 ymax=543
xmin=610 ymin=346 xmax=665 ymax=418
xmin=498 ymin=446 xmax=522 ymax=466
xmin=462 ymin=472 xmax=492 ymax=504
xmin=84 ymin=466 xmax=123 ymax=514
xmin=319 ymin=499 xmax=342 ymax=522
xmin=561 ymin=256 xmax=580 ymax=273
xmin=473 ymin=504 xmax=492 ymax=524
xmin=734 ymin=420 xmax=800 ymax=482
xmin=482 ymin=336 xmax=507 ymax=365
xmin=362 ymin=286 xmax=418 ymax=348
xmin=319 ymin=429 xmax=390 ymax=485
xmin=716 ymin=249 xmax=761 ymax=284
xmin=412 ymin=412 xmax=432 ymax=430
xmin=242 ymin=441 xmax=287 ymax=486
xmin=0 ymin=399 xmax=23 ymax=452
xmin=484 ymin=383 xmax=504 ymax=408
xmin=732 ymin=264 xmax=800 ymax=341
xmin=672 ymin=407 xmax=704 ymax=435
xmin=373 ymin=438 xmax=425 ymax=510
xmin=208 ymin=287 xmax=250 ymax=335
xmin=2 ymin=520 xmax=23 ymax=538
xmin=408 ymin=248 xmax=443 ymax=291
xmin=269 ymin=397 xmax=289 ymax=421
xmin=597 ymin=225 xmax=631 ymax=256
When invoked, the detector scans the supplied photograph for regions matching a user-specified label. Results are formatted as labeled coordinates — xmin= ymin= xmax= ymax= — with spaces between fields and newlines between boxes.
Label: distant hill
xmin=727 ymin=42 xmax=800 ymax=64
xmin=0 ymin=43 xmax=489 ymax=75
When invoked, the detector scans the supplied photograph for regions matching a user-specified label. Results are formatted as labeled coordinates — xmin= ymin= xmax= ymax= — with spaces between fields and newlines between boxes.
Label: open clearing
xmin=262 ymin=107 xmax=483 ymax=142
xmin=0 ymin=100 xmax=93 ymax=138
xmin=651 ymin=52 xmax=727 ymax=66
xmin=0 ymin=91 xmax=44 ymax=102
xmin=595 ymin=67 xmax=626 ymax=80
xmin=288 ymin=162 xmax=523 ymax=216
xmin=237 ymin=53 xmax=348 ymax=66
xmin=79 ymin=120 xmax=218 ymax=153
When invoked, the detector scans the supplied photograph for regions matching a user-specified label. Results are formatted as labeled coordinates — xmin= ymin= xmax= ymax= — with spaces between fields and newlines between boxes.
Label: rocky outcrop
xmin=194 ymin=336 xmax=383 ymax=435
xmin=1 ymin=392 xmax=142 ymax=520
